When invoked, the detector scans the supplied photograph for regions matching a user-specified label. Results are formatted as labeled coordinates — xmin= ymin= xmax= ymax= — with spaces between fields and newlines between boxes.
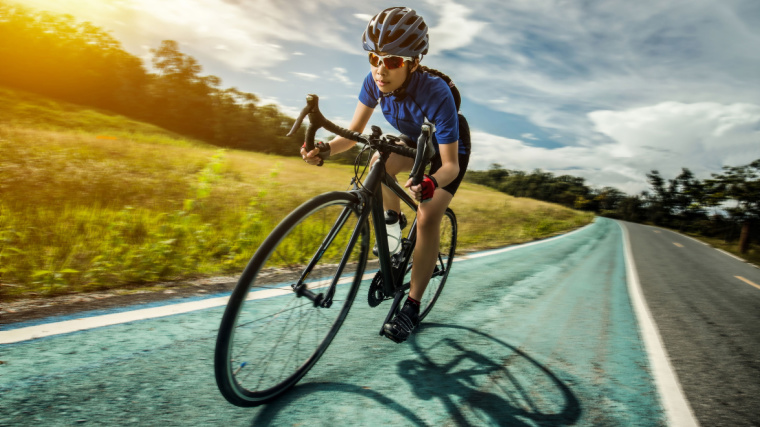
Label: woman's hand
xmin=405 ymin=174 xmax=437 ymax=202
xmin=301 ymin=143 xmax=326 ymax=166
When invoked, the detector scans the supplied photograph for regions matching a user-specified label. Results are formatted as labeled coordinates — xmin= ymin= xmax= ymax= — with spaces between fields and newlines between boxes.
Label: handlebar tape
xmin=289 ymin=94 xmax=426 ymax=169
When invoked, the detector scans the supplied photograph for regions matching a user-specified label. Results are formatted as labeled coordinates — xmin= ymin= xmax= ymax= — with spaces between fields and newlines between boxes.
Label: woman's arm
xmin=430 ymin=141 xmax=460 ymax=188
xmin=405 ymin=141 xmax=460 ymax=201
xmin=302 ymin=101 xmax=375 ymax=165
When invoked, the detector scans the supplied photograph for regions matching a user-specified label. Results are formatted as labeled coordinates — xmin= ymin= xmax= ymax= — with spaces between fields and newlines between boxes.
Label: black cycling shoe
xmin=383 ymin=301 xmax=419 ymax=343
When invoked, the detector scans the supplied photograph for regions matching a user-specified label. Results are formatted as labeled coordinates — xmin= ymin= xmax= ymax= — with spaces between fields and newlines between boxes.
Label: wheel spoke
xmin=214 ymin=195 xmax=367 ymax=406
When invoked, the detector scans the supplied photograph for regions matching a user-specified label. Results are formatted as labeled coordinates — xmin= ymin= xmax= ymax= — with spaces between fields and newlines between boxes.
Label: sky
xmin=13 ymin=0 xmax=760 ymax=194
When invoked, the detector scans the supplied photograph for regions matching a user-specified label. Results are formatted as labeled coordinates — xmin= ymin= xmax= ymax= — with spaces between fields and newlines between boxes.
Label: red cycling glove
xmin=420 ymin=174 xmax=438 ymax=202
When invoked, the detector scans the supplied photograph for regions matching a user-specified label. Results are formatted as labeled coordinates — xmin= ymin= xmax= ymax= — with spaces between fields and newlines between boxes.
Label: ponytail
xmin=418 ymin=66 xmax=461 ymax=112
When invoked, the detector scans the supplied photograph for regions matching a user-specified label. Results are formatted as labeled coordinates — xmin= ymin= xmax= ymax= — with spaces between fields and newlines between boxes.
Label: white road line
xmin=2 ymin=221 xmax=596 ymax=344
xmin=652 ymin=226 xmax=751 ymax=263
xmin=0 ymin=296 xmax=229 ymax=345
xmin=716 ymin=249 xmax=747 ymax=263
xmin=0 ymin=273 xmax=374 ymax=345
xmin=619 ymin=222 xmax=700 ymax=427
xmin=649 ymin=226 xmax=710 ymax=247
xmin=679 ymin=234 xmax=710 ymax=246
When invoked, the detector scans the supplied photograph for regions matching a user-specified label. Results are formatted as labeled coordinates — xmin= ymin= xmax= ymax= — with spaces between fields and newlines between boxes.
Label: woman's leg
xmin=408 ymin=188 xmax=454 ymax=301
xmin=370 ymin=152 xmax=413 ymax=213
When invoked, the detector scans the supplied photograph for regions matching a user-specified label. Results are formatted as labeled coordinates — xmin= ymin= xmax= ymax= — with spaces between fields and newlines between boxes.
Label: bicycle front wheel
xmin=406 ymin=207 xmax=457 ymax=322
xmin=215 ymin=192 xmax=369 ymax=407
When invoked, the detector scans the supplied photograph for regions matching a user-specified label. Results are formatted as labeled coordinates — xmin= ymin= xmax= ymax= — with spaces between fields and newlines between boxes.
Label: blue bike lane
xmin=0 ymin=217 xmax=667 ymax=426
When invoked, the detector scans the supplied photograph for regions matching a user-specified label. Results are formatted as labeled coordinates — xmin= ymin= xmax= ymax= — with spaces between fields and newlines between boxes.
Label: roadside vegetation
xmin=0 ymin=89 xmax=593 ymax=300
xmin=467 ymin=164 xmax=760 ymax=265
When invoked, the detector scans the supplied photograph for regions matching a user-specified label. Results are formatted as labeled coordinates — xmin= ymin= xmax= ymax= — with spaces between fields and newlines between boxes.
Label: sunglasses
xmin=368 ymin=52 xmax=414 ymax=70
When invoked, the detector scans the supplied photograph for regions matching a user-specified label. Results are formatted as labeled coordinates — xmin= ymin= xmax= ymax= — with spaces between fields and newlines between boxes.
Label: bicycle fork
xmin=293 ymin=200 xmax=365 ymax=308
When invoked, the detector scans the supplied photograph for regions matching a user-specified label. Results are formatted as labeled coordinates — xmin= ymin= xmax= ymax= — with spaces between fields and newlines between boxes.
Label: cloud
xmin=470 ymin=129 xmax=657 ymax=195
xmin=291 ymin=72 xmax=319 ymax=81
xmin=331 ymin=67 xmax=354 ymax=87
xmin=20 ymin=0 xmax=368 ymax=71
xmin=470 ymin=101 xmax=760 ymax=194
xmin=124 ymin=0 xmax=318 ymax=69
xmin=425 ymin=0 xmax=488 ymax=55
xmin=590 ymin=101 xmax=760 ymax=174
xmin=441 ymin=0 xmax=760 ymax=141
xmin=256 ymin=96 xmax=301 ymax=118
xmin=246 ymin=69 xmax=286 ymax=82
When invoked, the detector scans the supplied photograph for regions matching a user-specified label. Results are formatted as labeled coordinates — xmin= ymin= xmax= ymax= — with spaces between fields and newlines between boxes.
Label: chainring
xmin=368 ymin=247 xmax=413 ymax=307
xmin=368 ymin=271 xmax=387 ymax=307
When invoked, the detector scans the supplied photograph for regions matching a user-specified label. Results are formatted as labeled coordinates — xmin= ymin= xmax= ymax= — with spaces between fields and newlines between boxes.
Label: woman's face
xmin=371 ymin=52 xmax=419 ymax=93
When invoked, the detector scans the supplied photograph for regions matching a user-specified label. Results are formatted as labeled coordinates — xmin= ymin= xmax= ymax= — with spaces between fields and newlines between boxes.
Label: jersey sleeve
xmin=428 ymin=79 xmax=459 ymax=145
xmin=358 ymin=72 xmax=379 ymax=109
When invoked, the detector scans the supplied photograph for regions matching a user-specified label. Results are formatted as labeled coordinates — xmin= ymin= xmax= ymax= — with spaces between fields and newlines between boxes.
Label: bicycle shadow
xmin=402 ymin=323 xmax=581 ymax=426
xmin=250 ymin=323 xmax=581 ymax=426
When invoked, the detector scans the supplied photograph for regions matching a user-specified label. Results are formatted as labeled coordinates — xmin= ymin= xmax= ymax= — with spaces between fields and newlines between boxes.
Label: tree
xmin=0 ymin=4 xmax=304 ymax=155
xmin=708 ymin=159 xmax=760 ymax=253
xmin=669 ymin=168 xmax=708 ymax=230
xmin=593 ymin=187 xmax=625 ymax=212
xmin=644 ymin=170 xmax=672 ymax=225
xmin=0 ymin=3 xmax=148 ymax=112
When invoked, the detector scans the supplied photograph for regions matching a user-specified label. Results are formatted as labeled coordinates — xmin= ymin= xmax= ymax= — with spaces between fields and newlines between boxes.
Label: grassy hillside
xmin=0 ymin=87 xmax=594 ymax=299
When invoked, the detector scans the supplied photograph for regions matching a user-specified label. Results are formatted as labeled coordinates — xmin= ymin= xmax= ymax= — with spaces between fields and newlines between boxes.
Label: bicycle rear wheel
xmin=215 ymin=192 xmax=369 ymax=407
xmin=406 ymin=207 xmax=457 ymax=321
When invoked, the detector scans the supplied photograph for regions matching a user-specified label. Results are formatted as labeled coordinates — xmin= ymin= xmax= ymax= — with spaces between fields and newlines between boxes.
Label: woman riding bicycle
xmin=301 ymin=6 xmax=471 ymax=343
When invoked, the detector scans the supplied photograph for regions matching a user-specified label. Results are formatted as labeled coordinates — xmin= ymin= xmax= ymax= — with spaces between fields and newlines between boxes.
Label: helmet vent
xmin=400 ymin=34 xmax=417 ymax=49
xmin=386 ymin=29 xmax=404 ymax=44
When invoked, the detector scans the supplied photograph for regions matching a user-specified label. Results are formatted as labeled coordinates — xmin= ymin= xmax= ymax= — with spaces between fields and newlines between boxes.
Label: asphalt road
xmin=622 ymin=221 xmax=760 ymax=426
xmin=1 ymin=218 xmax=757 ymax=426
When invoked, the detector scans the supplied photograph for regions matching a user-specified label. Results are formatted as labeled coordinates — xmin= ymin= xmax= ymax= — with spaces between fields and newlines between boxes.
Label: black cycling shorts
xmin=429 ymin=150 xmax=469 ymax=196
xmin=402 ymin=114 xmax=471 ymax=196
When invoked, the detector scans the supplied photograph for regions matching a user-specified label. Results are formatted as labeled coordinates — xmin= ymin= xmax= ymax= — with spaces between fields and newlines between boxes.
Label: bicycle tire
xmin=407 ymin=207 xmax=457 ymax=321
xmin=214 ymin=192 xmax=369 ymax=407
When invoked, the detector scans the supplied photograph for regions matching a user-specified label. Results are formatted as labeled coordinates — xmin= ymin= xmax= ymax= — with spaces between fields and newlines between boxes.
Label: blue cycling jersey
xmin=358 ymin=71 xmax=465 ymax=155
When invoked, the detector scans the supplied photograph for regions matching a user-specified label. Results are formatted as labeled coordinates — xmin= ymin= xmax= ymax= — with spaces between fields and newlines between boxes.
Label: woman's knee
xmin=416 ymin=207 xmax=445 ymax=233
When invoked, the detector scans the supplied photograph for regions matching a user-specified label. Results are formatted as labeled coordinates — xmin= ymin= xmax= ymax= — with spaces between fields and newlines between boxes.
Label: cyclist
xmin=301 ymin=6 xmax=471 ymax=343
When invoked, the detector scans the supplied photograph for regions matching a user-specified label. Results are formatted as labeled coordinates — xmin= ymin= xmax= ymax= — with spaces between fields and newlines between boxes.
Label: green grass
xmin=0 ymin=87 xmax=594 ymax=299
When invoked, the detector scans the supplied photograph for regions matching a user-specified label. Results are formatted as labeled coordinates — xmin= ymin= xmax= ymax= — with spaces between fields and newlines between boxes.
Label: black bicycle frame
xmin=354 ymin=152 xmax=419 ymax=297
xmin=293 ymin=151 xmax=419 ymax=310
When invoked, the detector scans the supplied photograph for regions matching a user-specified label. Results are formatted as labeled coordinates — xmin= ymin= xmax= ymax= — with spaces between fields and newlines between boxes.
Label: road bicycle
xmin=214 ymin=94 xmax=457 ymax=407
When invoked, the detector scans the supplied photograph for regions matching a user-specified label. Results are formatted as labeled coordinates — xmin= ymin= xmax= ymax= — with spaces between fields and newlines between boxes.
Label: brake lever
xmin=410 ymin=122 xmax=434 ymax=186
xmin=286 ymin=105 xmax=311 ymax=137
xmin=286 ymin=93 xmax=321 ymax=136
